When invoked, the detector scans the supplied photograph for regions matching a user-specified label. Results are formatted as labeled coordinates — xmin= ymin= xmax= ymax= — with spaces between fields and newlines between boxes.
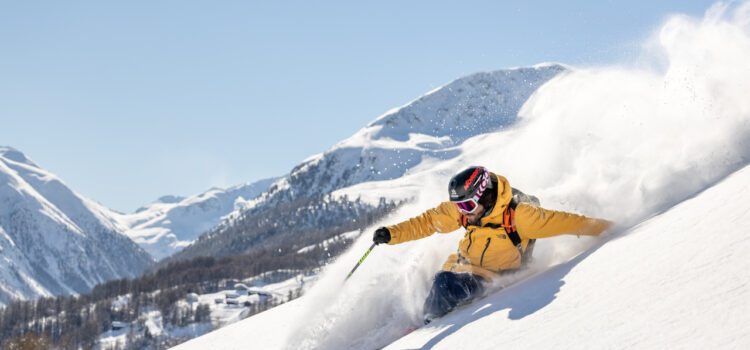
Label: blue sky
xmin=0 ymin=1 xmax=716 ymax=212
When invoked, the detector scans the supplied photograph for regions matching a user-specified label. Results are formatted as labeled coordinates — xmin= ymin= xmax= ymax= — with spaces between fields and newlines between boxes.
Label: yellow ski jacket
xmin=386 ymin=173 xmax=612 ymax=280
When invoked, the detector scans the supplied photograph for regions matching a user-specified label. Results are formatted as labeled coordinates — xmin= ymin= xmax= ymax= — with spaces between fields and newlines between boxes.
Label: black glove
xmin=372 ymin=227 xmax=391 ymax=245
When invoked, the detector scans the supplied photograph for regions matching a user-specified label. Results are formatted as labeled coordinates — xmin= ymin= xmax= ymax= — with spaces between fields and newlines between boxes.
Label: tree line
xmin=0 ymin=196 xmax=402 ymax=349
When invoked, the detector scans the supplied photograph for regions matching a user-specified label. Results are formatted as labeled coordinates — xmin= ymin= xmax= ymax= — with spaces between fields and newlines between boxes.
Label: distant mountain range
xmin=0 ymin=147 xmax=153 ymax=304
xmin=115 ymin=178 xmax=277 ymax=260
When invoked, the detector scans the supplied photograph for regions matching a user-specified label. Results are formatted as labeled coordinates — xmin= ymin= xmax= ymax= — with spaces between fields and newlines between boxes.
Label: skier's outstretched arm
xmin=375 ymin=202 xmax=462 ymax=245
xmin=515 ymin=202 xmax=613 ymax=239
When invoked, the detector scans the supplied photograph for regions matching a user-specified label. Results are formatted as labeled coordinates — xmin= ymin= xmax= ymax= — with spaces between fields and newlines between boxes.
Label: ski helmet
xmin=448 ymin=166 xmax=492 ymax=213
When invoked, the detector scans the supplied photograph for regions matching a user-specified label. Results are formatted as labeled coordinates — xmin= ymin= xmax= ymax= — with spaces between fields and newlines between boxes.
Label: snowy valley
xmin=0 ymin=63 xmax=567 ymax=350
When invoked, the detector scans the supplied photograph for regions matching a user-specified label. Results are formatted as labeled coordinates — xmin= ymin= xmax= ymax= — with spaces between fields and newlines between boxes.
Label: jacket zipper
xmin=480 ymin=237 xmax=491 ymax=266
xmin=466 ymin=229 xmax=474 ymax=252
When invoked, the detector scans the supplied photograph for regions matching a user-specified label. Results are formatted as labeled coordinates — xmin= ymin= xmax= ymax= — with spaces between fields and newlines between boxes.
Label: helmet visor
xmin=453 ymin=198 xmax=479 ymax=214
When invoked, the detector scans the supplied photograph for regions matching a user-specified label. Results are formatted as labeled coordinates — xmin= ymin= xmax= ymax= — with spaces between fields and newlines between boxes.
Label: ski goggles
xmin=451 ymin=168 xmax=490 ymax=214
xmin=453 ymin=198 xmax=480 ymax=214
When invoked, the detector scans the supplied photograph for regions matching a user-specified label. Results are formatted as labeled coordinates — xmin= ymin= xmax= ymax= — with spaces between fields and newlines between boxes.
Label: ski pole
xmin=345 ymin=242 xmax=377 ymax=281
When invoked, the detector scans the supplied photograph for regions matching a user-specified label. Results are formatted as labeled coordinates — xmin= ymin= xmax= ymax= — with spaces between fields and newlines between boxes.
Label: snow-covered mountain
xmin=251 ymin=63 xmax=567 ymax=208
xmin=168 ymin=63 xmax=568 ymax=261
xmin=0 ymin=147 xmax=154 ymax=304
xmin=174 ymin=3 xmax=750 ymax=349
xmin=116 ymin=178 xmax=276 ymax=260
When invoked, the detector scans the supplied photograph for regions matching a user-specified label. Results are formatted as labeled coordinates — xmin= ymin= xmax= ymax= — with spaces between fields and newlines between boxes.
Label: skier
xmin=372 ymin=166 xmax=612 ymax=323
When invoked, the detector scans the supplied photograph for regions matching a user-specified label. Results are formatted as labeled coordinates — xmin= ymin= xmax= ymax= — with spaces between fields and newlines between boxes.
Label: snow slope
xmin=0 ymin=147 xmax=154 ymax=304
xmin=174 ymin=2 xmax=750 ymax=349
xmin=173 ymin=162 xmax=750 ymax=350
xmin=385 ymin=163 xmax=750 ymax=349
xmin=171 ymin=297 xmax=305 ymax=350
xmin=115 ymin=178 xmax=276 ymax=260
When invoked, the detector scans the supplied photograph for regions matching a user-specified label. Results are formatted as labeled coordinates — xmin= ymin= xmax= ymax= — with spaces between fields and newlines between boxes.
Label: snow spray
xmin=286 ymin=2 xmax=750 ymax=348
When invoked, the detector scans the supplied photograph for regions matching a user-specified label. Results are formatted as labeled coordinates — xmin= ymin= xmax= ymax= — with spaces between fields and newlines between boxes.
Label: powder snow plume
xmin=495 ymin=1 xmax=750 ymax=227
xmin=284 ymin=2 xmax=750 ymax=349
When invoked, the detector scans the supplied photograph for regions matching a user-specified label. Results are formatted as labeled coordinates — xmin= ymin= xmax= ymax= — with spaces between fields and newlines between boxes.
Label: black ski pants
xmin=423 ymin=271 xmax=485 ymax=323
